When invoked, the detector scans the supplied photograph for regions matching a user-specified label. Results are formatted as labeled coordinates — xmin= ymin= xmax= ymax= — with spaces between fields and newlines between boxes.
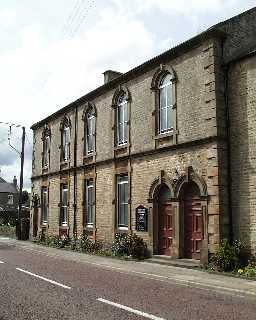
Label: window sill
xmin=83 ymin=153 xmax=96 ymax=165
xmin=40 ymin=223 xmax=48 ymax=228
xmin=84 ymin=152 xmax=96 ymax=159
xmin=59 ymin=225 xmax=68 ymax=229
xmin=117 ymin=226 xmax=128 ymax=231
xmin=154 ymin=129 xmax=174 ymax=140
xmin=85 ymin=224 xmax=94 ymax=229
xmin=60 ymin=160 xmax=70 ymax=167
xmin=114 ymin=143 xmax=128 ymax=151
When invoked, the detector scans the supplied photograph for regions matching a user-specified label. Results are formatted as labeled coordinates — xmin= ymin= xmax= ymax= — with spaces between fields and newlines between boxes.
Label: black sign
xmin=136 ymin=205 xmax=148 ymax=232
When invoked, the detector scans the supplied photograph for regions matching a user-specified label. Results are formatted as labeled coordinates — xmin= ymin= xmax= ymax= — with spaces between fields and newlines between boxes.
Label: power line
xmin=62 ymin=0 xmax=86 ymax=37
xmin=0 ymin=121 xmax=31 ymax=130
xmin=38 ymin=0 xmax=96 ymax=90
xmin=68 ymin=0 xmax=95 ymax=38
xmin=0 ymin=121 xmax=22 ymax=128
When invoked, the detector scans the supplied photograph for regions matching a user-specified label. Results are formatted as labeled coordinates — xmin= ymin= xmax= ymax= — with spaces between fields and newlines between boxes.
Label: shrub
xmin=112 ymin=233 xmax=147 ymax=259
xmin=78 ymin=232 xmax=103 ymax=253
xmin=211 ymin=239 xmax=245 ymax=272
xmin=112 ymin=233 xmax=130 ymax=256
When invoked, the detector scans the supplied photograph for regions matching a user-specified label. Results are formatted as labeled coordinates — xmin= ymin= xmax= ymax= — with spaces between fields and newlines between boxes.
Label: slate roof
xmin=0 ymin=182 xmax=18 ymax=194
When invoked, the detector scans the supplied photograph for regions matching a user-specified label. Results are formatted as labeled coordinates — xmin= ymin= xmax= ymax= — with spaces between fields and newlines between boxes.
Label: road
xmin=0 ymin=239 xmax=255 ymax=320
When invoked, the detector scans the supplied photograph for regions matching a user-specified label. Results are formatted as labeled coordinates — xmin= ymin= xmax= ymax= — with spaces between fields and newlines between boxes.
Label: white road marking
xmin=0 ymin=261 xmax=4 ymax=264
xmin=98 ymin=298 xmax=167 ymax=320
xmin=16 ymin=268 xmax=71 ymax=290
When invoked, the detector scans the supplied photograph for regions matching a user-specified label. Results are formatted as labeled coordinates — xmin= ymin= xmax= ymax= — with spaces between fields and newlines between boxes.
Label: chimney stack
xmin=13 ymin=176 xmax=17 ymax=188
xmin=103 ymin=70 xmax=123 ymax=84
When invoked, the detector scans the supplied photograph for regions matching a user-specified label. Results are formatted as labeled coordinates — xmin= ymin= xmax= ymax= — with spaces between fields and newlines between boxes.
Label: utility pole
xmin=17 ymin=126 xmax=25 ymax=240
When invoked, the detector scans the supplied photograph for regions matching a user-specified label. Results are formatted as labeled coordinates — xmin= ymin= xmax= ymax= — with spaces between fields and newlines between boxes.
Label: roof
xmin=0 ymin=182 xmax=18 ymax=194
xmin=31 ymin=6 xmax=256 ymax=130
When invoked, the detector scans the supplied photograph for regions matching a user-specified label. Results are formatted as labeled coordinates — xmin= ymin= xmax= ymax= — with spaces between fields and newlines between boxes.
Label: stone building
xmin=30 ymin=8 xmax=256 ymax=263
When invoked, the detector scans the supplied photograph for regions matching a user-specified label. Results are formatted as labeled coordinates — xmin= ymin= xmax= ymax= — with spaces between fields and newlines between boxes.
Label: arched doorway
xmin=181 ymin=182 xmax=203 ymax=260
xmin=156 ymin=184 xmax=173 ymax=256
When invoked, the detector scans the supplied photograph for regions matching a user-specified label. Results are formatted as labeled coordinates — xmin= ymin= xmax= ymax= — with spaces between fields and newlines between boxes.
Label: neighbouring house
xmin=30 ymin=8 xmax=256 ymax=263
xmin=0 ymin=176 xmax=19 ymax=224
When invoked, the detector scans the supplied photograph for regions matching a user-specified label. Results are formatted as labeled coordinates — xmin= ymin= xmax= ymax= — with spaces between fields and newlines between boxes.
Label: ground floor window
xmin=41 ymin=187 xmax=48 ymax=224
xmin=60 ymin=184 xmax=68 ymax=226
xmin=117 ymin=175 xmax=128 ymax=229
xmin=85 ymin=179 xmax=94 ymax=227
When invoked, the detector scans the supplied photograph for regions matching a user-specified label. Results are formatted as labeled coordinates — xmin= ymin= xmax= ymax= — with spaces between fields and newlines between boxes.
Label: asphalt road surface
xmin=0 ymin=240 xmax=255 ymax=320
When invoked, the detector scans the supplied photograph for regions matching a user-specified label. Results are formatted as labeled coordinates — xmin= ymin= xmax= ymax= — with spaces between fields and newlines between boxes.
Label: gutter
xmin=223 ymin=64 xmax=233 ymax=241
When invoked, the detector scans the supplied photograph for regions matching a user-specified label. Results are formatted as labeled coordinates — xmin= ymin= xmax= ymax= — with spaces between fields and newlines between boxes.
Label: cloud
xmin=0 ymin=0 xmax=255 ymax=190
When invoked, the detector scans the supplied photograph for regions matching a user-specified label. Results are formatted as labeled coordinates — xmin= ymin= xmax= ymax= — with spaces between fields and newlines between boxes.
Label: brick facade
xmin=30 ymin=8 xmax=256 ymax=261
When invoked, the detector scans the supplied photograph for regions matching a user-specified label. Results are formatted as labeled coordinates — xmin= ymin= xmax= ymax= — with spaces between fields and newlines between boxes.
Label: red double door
xmin=158 ymin=198 xmax=203 ymax=259
xmin=158 ymin=201 xmax=173 ymax=256
xmin=184 ymin=197 xmax=203 ymax=260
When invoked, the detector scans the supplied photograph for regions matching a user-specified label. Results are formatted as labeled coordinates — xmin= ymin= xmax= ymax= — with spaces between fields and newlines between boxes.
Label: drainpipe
xmin=224 ymin=64 xmax=233 ymax=242
xmin=73 ymin=105 xmax=78 ymax=239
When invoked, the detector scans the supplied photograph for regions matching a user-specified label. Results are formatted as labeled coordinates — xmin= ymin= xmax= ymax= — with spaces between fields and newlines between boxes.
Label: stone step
xmin=145 ymin=256 xmax=201 ymax=269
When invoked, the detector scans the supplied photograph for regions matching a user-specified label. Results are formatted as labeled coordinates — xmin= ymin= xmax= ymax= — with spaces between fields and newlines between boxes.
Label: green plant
xmin=211 ymin=239 xmax=245 ymax=272
xmin=112 ymin=233 xmax=147 ymax=259
xmin=112 ymin=233 xmax=130 ymax=256
xmin=77 ymin=232 xmax=103 ymax=253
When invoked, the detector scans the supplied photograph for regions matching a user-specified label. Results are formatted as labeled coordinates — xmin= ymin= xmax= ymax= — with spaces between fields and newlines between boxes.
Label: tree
xmin=21 ymin=190 xmax=29 ymax=205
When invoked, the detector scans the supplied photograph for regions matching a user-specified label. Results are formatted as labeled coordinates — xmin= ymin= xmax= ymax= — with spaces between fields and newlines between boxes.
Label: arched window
xmin=159 ymin=73 xmax=173 ymax=134
xmin=151 ymin=65 xmax=177 ymax=142
xmin=82 ymin=102 xmax=96 ymax=156
xmin=112 ymin=86 xmax=130 ymax=149
xmin=42 ymin=125 xmax=51 ymax=168
xmin=117 ymin=94 xmax=128 ymax=146
xmin=60 ymin=116 xmax=71 ymax=162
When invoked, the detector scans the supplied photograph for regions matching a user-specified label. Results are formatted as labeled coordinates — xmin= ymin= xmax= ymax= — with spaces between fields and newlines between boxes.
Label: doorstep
xmin=145 ymin=255 xmax=201 ymax=269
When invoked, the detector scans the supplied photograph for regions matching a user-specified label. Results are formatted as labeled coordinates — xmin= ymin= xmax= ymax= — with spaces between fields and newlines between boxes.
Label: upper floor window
xmin=151 ymin=65 xmax=177 ymax=141
xmin=117 ymin=94 xmax=128 ymax=146
xmin=112 ymin=87 xmax=131 ymax=148
xmin=60 ymin=184 xmax=68 ymax=226
xmin=42 ymin=125 xmax=51 ymax=168
xmin=41 ymin=187 xmax=48 ymax=224
xmin=7 ymin=194 xmax=13 ymax=205
xmin=84 ymin=179 xmax=94 ymax=227
xmin=117 ymin=175 xmax=128 ymax=229
xmin=159 ymin=74 xmax=173 ymax=134
xmin=82 ymin=102 xmax=96 ymax=156
xmin=60 ymin=116 xmax=71 ymax=163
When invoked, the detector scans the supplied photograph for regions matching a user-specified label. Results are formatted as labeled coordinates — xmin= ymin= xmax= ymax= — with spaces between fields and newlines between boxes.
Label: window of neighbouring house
xmin=7 ymin=194 xmax=13 ymax=205
xmin=41 ymin=187 xmax=48 ymax=224
xmin=60 ymin=184 xmax=68 ymax=226
xmin=84 ymin=179 xmax=94 ymax=227
xmin=117 ymin=175 xmax=128 ymax=229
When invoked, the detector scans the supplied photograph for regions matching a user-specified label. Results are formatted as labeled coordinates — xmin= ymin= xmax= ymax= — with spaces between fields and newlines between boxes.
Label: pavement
xmin=0 ymin=236 xmax=255 ymax=320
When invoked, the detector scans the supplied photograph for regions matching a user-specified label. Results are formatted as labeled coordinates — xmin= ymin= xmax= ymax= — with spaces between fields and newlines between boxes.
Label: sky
xmin=0 ymin=0 xmax=255 ymax=190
